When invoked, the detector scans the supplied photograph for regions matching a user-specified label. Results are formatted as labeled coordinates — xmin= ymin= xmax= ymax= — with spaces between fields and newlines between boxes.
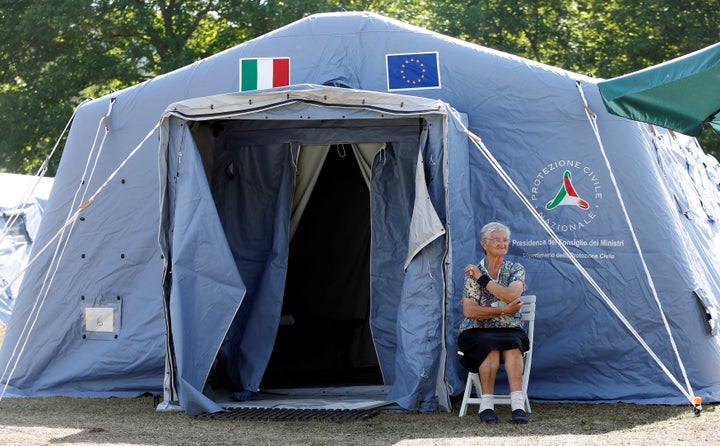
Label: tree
xmin=425 ymin=1 xmax=583 ymax=69
xmin=0 ymin=0 xmax=271 ymax=175
xmin=576 ymin=0 xmax=720 ymax=157
xmin=1 ymin=0 xmax=719 ymax=174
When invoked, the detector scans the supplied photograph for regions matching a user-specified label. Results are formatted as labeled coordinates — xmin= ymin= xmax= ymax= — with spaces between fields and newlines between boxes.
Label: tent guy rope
xmin=575 ymin=81 xmax=695 ymax=404
xmin=0 ymin=97 xmax=111 ymax=305
xmin=455 ymin=93 xmax=694 ymax=405
xmin=0 ymin=98 xmax=92 ymax=248
xmin=0 ymin=97 xmax=160 ymax=400
xmin=1 ymin=96 xmax=118 ymax=399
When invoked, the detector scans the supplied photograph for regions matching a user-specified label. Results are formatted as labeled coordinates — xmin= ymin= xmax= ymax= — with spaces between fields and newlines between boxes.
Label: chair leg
xmin=459 ymin=372 xmax=484 ymax=417
xmin=458 ymin=372 xmax=474 ymax=416
xmin=459 ymin=373 xmax=533 ymax=415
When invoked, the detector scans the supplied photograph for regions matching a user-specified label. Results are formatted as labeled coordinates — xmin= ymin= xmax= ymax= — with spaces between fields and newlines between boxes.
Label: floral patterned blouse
xmin=459 ymin=258 xmax=527 ymax=332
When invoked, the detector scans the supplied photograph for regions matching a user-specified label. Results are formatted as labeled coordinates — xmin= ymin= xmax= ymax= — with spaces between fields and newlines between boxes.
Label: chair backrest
xmin=520 ymin=294 xmax=536 ymax=348
xmin=519 ymin=294 xmax=536 ymax=349
xmin=519 ymin=294 xmax=536 ymax=320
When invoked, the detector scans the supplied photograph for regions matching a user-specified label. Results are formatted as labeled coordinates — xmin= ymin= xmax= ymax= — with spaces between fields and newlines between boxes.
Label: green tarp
xmin=598 ymin=42 xmax=720 ymax=137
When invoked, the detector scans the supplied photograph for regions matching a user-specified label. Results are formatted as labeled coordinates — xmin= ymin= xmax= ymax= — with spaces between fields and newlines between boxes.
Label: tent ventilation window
xmin=694 ymin=288 xmax=717 ymax=335
xmin=1 ymin=211 xmax=31 ymax=244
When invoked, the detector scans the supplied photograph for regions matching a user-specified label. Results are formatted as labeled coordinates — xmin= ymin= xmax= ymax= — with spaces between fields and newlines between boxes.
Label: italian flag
xmin=239 ymin=57 xmax=290 ymax=91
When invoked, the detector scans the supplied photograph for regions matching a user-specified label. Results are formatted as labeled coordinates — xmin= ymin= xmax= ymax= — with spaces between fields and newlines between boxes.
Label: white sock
xmin=510 ymin=390 xmax=524 ymax=411
xmin=479 ymin=394 xmax=494 ymax=412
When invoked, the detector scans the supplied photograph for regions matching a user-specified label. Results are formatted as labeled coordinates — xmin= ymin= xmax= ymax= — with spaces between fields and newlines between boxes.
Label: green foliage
xmin=576 ymin=0 xmax=720 ymax=157
xmin=427 ymin=0 xmax=584 ymax=69
xmin=0 ymin=0 xmax=269 ymax=174
xmin=1 ymin=0 xmax=719 ymax=174
xmin=570 ymin=0 xmax=718 ymax=80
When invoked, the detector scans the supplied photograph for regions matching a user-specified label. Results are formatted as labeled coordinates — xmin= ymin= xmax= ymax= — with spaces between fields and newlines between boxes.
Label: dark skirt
xmin=457 ymin=327 xmax=530 ymax=372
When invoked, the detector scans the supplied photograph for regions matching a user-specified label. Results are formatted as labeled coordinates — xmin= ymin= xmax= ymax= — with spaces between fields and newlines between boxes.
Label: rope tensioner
xmin=79 ymin=199 xmax=94 ymax=212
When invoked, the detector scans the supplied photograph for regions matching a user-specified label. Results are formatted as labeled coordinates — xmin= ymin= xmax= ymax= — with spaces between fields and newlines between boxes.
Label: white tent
xmin=1 ymin=12 xmax=719 ymax=414
xmin=0 ymin=173 xmax=54 ymax=325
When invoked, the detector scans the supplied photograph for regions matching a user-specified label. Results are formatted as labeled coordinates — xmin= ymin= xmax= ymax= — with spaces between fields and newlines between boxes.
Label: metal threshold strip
xmin=198 ymin=407 xmax=382 ymax=421
xmin=199 ymin=385 xmax=392 ymax=421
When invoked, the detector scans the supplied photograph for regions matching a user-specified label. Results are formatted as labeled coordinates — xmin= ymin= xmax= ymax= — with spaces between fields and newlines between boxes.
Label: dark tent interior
xmin=261 ymin=144 xmax=383 ymax=389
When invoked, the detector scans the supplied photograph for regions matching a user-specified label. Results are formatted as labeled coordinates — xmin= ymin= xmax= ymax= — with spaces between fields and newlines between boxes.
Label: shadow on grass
xmin=356 ymin=400 xmax=715 ymax=443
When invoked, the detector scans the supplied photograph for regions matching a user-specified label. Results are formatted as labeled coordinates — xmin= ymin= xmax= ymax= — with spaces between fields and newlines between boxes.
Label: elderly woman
xmin=458 ymin=222 xmax=529 ymax=424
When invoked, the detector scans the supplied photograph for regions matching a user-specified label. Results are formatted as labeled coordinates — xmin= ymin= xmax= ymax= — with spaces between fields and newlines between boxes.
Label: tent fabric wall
xmin=2 ymin=12 xmax=719 ymax=412
xmin=160 ymin=118 xmax=247 ymax=414
xmin=289 ymin=144 xmax=330 ymax=238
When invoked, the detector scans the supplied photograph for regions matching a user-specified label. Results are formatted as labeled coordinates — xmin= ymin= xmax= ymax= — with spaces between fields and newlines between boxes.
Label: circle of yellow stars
xmin=400 ymin=57 xmax=427 ymax=85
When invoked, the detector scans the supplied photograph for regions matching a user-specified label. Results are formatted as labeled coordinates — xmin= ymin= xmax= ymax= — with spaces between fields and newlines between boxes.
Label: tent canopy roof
xmin=163 ymin=84 xmax=449 ymax=120
xmin=598 ymin=42 xmax=720 ymax=136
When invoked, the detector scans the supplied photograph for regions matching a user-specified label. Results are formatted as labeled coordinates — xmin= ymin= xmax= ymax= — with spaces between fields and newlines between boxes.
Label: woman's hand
xmin=504 ymin=298 xmax=523 ymax=314
xmin=464 ymin=264 xmax=479 ymax=280
xmin=463 ymin=296 xmax=522 ymax=320
xmin=465 ymin=264 xmax=492 ymax=287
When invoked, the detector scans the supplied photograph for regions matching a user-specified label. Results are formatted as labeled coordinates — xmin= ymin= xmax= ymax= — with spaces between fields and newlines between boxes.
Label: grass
xmin=1 ymin=325 xmax=718 ymax=445
xmin=0 ymin=394 xmax=717 ymax=445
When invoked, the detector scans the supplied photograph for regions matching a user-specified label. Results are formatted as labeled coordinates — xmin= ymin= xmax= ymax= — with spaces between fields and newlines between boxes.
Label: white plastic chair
xmin=458 ymin=294 xmax=536 ymax=416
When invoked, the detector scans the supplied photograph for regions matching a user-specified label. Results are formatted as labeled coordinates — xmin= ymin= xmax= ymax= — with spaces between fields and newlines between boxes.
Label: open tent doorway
xmin=262 ymin=143 xmax=383 ymax=389
xmin=193 ymin=116 xmax=425 ymax=401
xmin=159 ymin=87 xmax=457 ymax=414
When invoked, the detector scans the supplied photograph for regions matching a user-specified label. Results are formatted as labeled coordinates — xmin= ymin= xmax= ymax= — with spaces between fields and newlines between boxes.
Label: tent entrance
xmin=188 ymin=115 xmax=425 ymax=396
xmin=189 ymin=116 xmax=425 ymax=399
xmin=261 ymin=144 xmax=383 ymax=389
xmin=161 ymin=88 xmax=453 ymax=414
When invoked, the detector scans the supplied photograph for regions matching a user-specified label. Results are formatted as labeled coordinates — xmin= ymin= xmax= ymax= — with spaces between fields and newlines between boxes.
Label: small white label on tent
xmin=84 ymin=307 xmax=114 ymax=333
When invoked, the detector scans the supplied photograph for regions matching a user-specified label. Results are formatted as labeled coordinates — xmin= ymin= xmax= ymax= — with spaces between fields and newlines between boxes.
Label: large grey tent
xmin=1 ymin=12 xmax=719 ymax=414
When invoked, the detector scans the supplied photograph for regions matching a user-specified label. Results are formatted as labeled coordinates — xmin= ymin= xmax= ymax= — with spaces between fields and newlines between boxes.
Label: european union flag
xmin=387 ymin=52 xmax=441 ymax=91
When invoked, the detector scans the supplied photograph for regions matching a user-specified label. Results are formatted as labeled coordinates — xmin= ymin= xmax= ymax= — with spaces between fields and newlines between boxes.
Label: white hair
xmin=479 ymin=222 xmax=511 ymax=243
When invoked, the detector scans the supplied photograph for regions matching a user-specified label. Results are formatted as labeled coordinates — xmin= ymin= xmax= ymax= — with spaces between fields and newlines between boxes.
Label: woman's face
xmin=482 ymin=230 xmax=509 ymax=256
